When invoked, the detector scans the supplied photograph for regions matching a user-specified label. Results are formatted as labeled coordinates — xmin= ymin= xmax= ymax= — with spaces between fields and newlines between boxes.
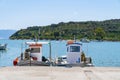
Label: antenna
xmin=74 ymin=35 xmax=76 ymax=42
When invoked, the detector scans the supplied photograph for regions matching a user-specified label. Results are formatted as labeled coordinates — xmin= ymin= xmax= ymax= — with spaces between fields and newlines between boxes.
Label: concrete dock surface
xmin=0 ymin=66 xmax=120 ymax=80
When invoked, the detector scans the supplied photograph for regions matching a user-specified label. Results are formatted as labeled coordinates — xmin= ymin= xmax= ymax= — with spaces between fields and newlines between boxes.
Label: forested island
xmin=10 ymin=19 xmax=120 ymax=41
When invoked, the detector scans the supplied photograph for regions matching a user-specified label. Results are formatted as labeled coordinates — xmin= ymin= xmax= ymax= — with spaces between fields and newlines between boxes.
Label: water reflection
xmin=0 ymin=50 xmax=7 ymax=57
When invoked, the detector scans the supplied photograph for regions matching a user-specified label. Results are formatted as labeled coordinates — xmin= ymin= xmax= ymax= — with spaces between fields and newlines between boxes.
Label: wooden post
xmin=49 ymin=41 xmax=52 ymax=66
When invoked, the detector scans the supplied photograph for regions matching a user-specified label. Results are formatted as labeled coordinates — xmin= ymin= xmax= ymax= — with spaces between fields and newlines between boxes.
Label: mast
xmin=38 ymin=28 xmax=40 ymax=40
xmin=49 ymin=41 xmax=52 ymax=66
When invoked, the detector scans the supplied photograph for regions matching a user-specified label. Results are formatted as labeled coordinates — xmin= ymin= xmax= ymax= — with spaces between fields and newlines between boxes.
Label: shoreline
xmin=2 ymin=38 xmax=120 ymax=42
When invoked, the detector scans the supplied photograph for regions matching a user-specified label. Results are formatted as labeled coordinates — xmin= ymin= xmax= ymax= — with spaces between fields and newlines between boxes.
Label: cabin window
xmin=31 ymin=48 xmax=40 ymax=53
xmin=70 ymin=46 xmax=80 ymax=52
xmin=62 ymin=57 xmax=67 ymax=59
xmin=67 ymin=47 xmax=69 ymax=52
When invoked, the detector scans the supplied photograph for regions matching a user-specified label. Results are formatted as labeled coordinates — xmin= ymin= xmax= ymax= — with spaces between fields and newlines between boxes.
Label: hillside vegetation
xmin=10 ymin=19 xmax=120 ymax=41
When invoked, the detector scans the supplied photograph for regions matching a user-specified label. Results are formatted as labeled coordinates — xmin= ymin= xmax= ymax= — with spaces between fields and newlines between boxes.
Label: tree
xmin=94 ymin=27 xmax=106 ymax=40
xmin=54 ymin=32 xmax=60 ymax=38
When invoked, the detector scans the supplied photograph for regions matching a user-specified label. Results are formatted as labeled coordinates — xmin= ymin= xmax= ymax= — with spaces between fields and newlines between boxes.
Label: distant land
xmin=10 ymin=19 xmax=120 ymax=41
xmin=0 ymin=30 xmax=16 ymax=39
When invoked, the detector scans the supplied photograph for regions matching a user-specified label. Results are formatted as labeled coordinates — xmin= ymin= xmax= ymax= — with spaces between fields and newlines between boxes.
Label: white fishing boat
xmin=0 ymin=44 xmax=7 ymax=50
xmin=13 ymin=41 xmax=51 ymax=66
xmin=55 ymin=40 xmax=93 ymax=67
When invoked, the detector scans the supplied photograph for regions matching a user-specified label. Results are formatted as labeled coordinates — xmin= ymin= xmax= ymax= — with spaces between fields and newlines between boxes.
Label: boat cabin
xmin=25 ymin=42 xmax=49 ymax=61
xmin=66 ymin=41 xmax=82 ymax=64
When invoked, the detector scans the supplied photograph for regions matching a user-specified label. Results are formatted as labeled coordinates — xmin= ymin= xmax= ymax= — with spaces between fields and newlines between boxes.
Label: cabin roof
xmin=67 ymin=42 xmax=82 ymax=46
xmin=26 ymin=42 xmax=49 ymax=45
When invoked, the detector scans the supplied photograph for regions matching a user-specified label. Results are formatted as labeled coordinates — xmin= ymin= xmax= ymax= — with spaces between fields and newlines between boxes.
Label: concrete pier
xmin=0 ymin=66 xmax=120 ymax=80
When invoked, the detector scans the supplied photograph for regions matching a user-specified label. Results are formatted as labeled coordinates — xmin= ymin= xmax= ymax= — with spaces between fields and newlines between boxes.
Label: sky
xmin=0 ymin=0 xmax=120 ymax=30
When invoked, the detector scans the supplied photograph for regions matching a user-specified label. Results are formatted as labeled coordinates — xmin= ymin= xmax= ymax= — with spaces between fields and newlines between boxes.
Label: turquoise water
xmin=0 ymin=39 xmax=120 ymax=67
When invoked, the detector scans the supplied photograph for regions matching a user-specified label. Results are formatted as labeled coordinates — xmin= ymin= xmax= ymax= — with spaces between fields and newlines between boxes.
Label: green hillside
xmin=10 ymin=19 xmax=120 ymax=41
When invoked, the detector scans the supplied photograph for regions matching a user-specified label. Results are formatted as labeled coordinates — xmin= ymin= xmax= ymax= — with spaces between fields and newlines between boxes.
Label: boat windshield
xmin=70 ymin=46 xmax=80 ymax=52
xmin=62 ymin=57 xmax=67 ymax=59
xmin=31 ymin=48 xmax=40 ymax=53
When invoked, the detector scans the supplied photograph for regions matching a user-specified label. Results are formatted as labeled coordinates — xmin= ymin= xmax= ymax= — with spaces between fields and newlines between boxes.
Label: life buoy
xmin=13 ymin=57 xmax=19 ymax=66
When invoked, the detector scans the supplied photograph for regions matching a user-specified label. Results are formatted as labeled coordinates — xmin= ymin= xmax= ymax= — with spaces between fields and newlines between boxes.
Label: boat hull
xmin=54 ymin=63 xmax=94 ymax=67
xmin=16 ymin=60 xmax=50 ymax=66
xmin=0 ymin=44 xmax=7 ymax=50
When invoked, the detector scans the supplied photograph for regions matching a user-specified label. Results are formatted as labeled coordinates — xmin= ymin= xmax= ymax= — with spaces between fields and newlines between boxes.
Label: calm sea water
xmin=0 ymin=39 xmax=120 ymax=67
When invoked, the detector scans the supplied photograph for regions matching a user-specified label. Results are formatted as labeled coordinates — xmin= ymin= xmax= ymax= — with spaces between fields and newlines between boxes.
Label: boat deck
xmin=17 ymin=60 xmax=93 ymax=67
